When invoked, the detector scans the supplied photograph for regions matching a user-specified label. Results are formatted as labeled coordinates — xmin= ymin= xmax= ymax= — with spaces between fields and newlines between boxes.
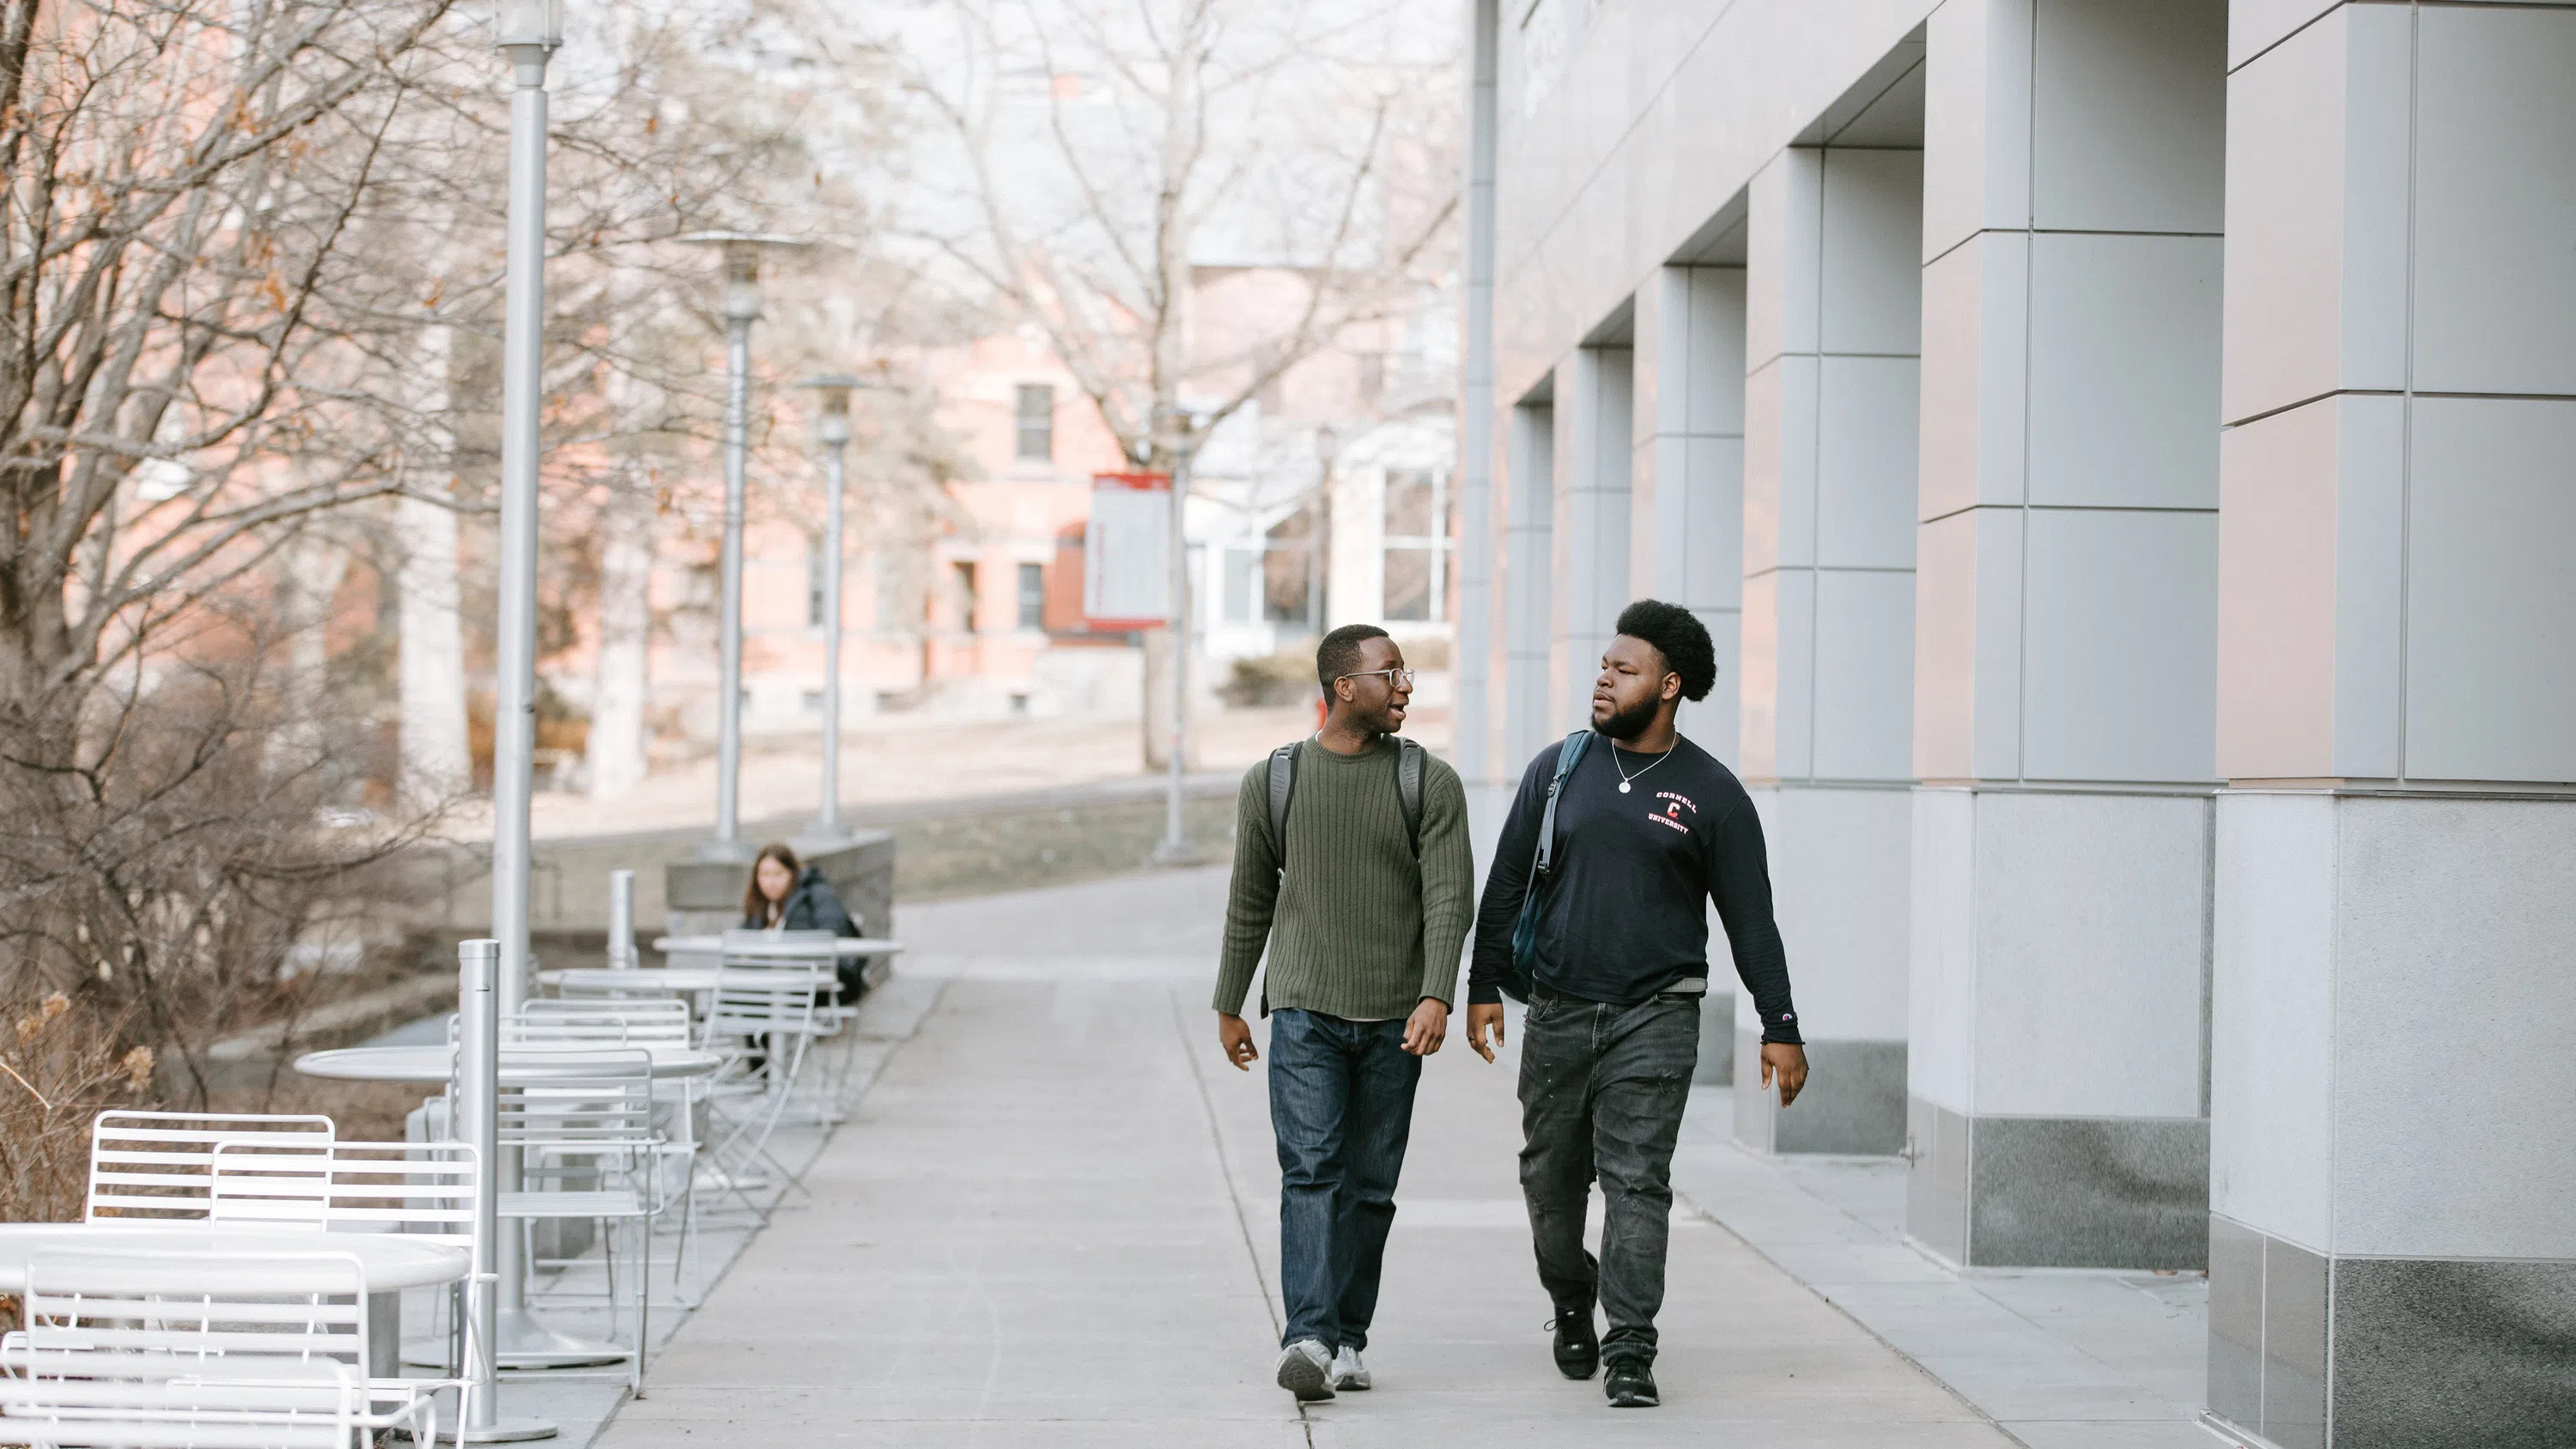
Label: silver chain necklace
xmin=1613 ymin=744 xmax=1673 ymax=794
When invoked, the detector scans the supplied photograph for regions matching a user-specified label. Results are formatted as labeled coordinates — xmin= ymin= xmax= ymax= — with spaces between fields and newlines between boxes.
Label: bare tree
xmin=845 ymin=0 xmax=1458 ymax=470
xmin=0 ymin=0 xmax=466 ymax=731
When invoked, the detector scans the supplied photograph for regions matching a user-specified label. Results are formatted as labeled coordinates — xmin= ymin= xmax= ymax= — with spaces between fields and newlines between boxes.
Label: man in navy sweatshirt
xmin=1465 ymin=598 xmax=1808 ymax=1410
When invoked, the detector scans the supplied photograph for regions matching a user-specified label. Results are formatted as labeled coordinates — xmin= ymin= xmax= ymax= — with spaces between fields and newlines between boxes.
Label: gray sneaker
xmin=1330 ymin=1344 xmax=1371 ymax=1391
xmin=1276 ymin=1339 xmax=1335 ymax=1402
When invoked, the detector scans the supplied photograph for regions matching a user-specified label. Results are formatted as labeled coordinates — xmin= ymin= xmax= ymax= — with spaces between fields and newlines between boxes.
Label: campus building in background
xmin=582 ymin=302 xmax=1461 ymax=757
xmin=1452 ymin=3 xmax=2576 ymax=1444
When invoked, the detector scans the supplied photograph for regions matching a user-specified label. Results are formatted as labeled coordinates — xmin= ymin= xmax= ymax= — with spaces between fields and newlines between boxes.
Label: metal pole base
xmin=692 ymin=836 xmax=758 ymax=864
xmin=406 ymin=1409 xmax=558 ymax=1444
xmin=1150 ymin=839 xmax=1210 ymax=868
xmin=460 ymin=1420 xmax=560 ymax=1445
xmin=493 ymin=1305 xmax=629 ymax=1369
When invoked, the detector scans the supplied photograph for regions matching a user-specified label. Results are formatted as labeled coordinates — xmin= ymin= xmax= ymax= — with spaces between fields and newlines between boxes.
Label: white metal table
xmin=650 ymin=935 xmax=903 ymax=962
xmin=538 ymin=966 xmax=730 ymax=994
xmin=0 ymin=1223 xmax=466 ymax=1294
xmin=293 ymin=1044 xmax=720 ymax=1083
xmin=0 ymin=1223 xmax=467 ymax=1377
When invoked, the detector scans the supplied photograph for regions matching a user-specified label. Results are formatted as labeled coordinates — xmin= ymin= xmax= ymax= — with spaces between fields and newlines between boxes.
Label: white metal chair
xmin=494 ymin=1049 xmax=664 ymax=1393
xmin=497 ymin=1000 xmax=705 ymax=1293
xmin=720 ymin=930 xmax=867 ymax=1125
xmin=85 ymin=1111 xmax=336 ymax=1225
xmin=207 ymin=1139 xmax=487 ymax=1417
xmin=5 ymin=1249 xmax=434 ymax=1447
xmin=702 ymin=967 xmax=827 ymax=1203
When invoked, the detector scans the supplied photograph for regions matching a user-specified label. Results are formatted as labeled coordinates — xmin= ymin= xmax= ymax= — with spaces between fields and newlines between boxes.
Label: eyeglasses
xmin=1336 ymin=668 xmax=1416 ymax=690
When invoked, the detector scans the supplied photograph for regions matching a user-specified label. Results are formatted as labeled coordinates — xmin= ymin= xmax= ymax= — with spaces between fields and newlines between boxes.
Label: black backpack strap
xmin=1396 ymin=738 xmax=1425 ymax=855
xmin=1266 ymin=743 xmax=1300 ymax=868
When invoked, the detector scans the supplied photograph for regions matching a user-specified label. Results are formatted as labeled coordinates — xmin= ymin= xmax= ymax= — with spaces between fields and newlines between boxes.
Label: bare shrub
xmin=0 ymin=646 xmax=429 ymax=1112
xmin=0 ymin=993 xmax=156 ymax=1223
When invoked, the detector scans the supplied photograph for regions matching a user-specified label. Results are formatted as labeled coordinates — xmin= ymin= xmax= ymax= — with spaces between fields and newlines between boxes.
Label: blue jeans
xmin=1268 ymin=1009 xmax=1422 ymax=1352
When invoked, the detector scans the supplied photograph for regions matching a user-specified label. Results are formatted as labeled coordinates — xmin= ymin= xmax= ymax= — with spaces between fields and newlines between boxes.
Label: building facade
xmin=1455 ymin=2 xmax=2576 ymax=1444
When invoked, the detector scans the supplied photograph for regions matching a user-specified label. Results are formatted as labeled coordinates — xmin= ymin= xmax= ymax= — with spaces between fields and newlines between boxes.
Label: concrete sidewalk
xmin=596 ymin=869 xmax=2010 ymax=1446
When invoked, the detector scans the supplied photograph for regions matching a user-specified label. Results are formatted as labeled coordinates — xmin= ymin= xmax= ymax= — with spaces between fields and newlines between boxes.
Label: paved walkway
xmin=597 ymin=869 xmax=2011 ymax=1447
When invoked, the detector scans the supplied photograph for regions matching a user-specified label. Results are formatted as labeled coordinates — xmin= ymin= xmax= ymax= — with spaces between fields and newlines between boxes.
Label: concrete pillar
xmin=1630 ymin=266 xmax=1747 ymax=767
xmin=1907 ymin=0 xmax=2226 ymax=1269
xmin=1735 ymin=141 xmax=1921 ymax=1155
xmin=2208 ymin=6 xmax=2576 ymax=1445
xmin=1550 ymin=348 xmax=1631 ymax=735
xmin=1455 ymin=0 xmax=1499 ymax=808
xmin=1501 ymin=399 xmax=1556 ymax=776
xmin=1631 ymin=265 xmax=1750 ymax=1084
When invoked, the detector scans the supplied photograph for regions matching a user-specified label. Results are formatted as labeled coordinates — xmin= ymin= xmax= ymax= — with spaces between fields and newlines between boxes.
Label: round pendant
xmin=1618 ymin=781 xmax=1631 ymax=793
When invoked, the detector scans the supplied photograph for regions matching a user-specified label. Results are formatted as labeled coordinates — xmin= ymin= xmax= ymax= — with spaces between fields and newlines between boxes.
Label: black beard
xmin=1595 ymin=694 xmax=1661 ymax=742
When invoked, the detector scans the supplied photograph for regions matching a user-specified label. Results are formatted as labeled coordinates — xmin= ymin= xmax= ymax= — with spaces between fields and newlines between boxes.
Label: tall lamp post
xmin=1151 ymin=405 xmax=1202 ymax=865
xmin=477 ymin=0 xmax=572 ymax=1434
xmin=1309 ymin=425 xmax=1338 ymax=636
xmin=796 ymin=375 xmax=875 ymax=840
xmin=677 ymin=232 xmax=802 ymax=860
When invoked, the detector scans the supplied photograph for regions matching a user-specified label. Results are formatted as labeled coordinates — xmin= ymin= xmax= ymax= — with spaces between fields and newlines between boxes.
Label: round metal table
xmin=294 ymin=1043 xmax=720 ymax=1083
xmin=0 ymin=1222 xmax=466 ymax=1293
xmin=538 ymin=966 xmax=742 ymax=994
xmin=650 ymin=935 xmax=903 ymax=961
xmin=0 ymin=1223 xmax=468 ymax=1379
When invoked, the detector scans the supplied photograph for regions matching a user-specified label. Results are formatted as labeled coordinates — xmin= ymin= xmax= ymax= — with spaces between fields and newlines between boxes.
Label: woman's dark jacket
xmin=744 ymin=865 xmax=863 ymax=937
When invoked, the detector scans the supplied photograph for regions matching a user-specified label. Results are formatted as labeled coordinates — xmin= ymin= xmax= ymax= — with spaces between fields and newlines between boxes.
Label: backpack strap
xmin=1266 ymin=743 xmax=1300 ymax=868
xmin=1532 ymin=730 xmax=1592 ymax=875
xmin=1395 ymin=737 xmax=1425 ymax=856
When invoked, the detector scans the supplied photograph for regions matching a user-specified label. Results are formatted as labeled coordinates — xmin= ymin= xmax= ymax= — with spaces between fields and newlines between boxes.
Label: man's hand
xmin=1401 ymin=998 xmax=1449 ymax=1057
xmin=1217 ymin=1012 xmax=1259 ymax=1071
xmin=1465 ymin=1003 xmax=1507 ymax=1063
xmin=1759 ymin=1041 xmax=1809 ymax=1107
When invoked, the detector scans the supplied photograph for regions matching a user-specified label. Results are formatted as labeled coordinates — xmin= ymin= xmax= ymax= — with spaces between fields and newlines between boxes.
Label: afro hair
xmin=1614 ymin=599 xmax=1716 ymax=702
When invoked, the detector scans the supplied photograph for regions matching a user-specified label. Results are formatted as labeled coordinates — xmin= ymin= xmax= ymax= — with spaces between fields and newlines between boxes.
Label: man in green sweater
xmin=1214 ymin=623 xmax=1475 ymax=1404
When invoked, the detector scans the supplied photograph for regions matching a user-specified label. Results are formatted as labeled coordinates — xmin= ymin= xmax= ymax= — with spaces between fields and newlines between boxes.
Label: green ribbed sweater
xmin=1213 ymin=736 xmax=1475 ymax=1019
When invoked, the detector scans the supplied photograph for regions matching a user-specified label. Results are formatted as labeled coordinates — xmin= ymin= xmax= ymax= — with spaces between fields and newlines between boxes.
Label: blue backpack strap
xmin=1506 ymin=731 xmax=1594 ymax=1003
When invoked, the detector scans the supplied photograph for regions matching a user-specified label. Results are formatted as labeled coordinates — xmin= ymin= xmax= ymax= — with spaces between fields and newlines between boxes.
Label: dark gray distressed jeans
xmin=1516 ymin=985 xmax=1699 ymax=1365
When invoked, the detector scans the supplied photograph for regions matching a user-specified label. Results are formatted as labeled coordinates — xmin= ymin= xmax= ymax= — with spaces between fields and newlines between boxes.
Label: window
xmin=952 ymin=561 xmax=980 ymax=632
xmin=1014 ymin=384 xmax=1054 ymax=462
xmin=1382 ymin=469 xmax=1453 ymax=623
xmin=805 ymin=535 xmax=827 ymax=627
xmin=1016 ymin=562 xmax=1045 ymax=630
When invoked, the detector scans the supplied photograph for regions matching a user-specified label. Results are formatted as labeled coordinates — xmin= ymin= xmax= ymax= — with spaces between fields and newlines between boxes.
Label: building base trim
xmin=1907 ymin=1096 xmax=2208 ymax=1270
xmin=2211 ymin=1213 xmax=2576 ymax=1449
xmin=1735 ymin=1036 xmax=1905 ymax=1155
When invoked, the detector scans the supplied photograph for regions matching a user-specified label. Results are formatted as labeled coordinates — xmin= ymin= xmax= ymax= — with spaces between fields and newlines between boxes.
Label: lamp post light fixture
xmin=796 ymin=374 xmax=881 ymax=840
xmin=477 ymin=0 xmax=572 ymax=1435
xmin=676 ymin=232 xmax=806 ymax=861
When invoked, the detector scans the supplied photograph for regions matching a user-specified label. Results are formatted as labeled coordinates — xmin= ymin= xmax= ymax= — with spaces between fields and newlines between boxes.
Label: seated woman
xmin=741 ymin=843 xmax=867 ymax=1000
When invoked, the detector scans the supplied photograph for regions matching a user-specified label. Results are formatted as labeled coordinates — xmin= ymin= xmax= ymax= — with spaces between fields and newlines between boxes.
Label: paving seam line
xmin=1662 ymin=1159 xmax=2035 ymax=1444
xmin=1163 ymin=985 xmax=1315 ymax=1446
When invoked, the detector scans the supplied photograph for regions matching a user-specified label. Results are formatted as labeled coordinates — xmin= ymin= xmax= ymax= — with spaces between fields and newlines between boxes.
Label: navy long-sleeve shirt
xmin=1468 ymin=732 xmax=1802 ymax=1044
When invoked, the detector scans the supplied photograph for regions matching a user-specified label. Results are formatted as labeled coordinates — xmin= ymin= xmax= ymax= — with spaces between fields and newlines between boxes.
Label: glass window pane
xmin=1014 ymin=384 xmax=1054 ymax=462
xmin=1384 ymin=470 xmax=1435 ymax=537
xmin=1017 ymin=561 xmax=1045 ymax=629
xmin=1384 ymin=548 xmax=1432 ymax=621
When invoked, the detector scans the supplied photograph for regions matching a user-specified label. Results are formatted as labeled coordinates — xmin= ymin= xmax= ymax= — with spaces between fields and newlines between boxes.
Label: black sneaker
xmin=1548 ymin=1307 xmax=1600 ymax=1379
xmin=1604 ymin=1358 xmax=1658 ymax=1408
